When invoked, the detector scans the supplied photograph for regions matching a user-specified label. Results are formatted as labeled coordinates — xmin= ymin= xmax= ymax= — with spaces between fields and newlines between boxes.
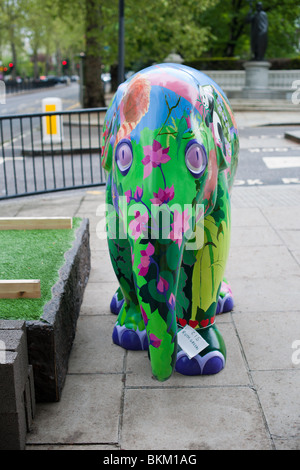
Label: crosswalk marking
xmin=263 ymin=156 xmax=300 ymax=169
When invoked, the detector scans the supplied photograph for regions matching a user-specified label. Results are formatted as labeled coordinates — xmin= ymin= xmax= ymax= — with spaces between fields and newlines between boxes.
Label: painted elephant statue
xmin=101 ymin=63 xmax=239 ymax=381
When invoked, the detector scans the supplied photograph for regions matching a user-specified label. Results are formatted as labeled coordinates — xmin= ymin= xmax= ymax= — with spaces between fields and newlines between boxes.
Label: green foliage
xmin=199 ymin=0 xmax=300 ymax=59
xmin=0 ymin=0 xmax=299 ymax=81
xmin=121 ymin=0 xmax=218 ymax=67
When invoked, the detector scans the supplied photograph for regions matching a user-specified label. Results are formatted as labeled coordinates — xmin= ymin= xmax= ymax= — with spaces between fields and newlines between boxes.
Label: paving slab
xmin=233 ymin=311 xmax=300 ymax=371
xmin=227 ymin=245 xmax=300 ymax=280
xmin=79 ymin=281 xmax=119 ymax=315
xmin=67 ymin=315 xmax=125 ymax=374
xmin=263 ymin=206 xmax=300 ymax=230
xmin=252 ymin=370 xmax=300 ymax=448
xmin=230 ymin=225 xmax=283 ymax=247
xmin=89 ymin=251 xmax=118 ymax=283
xmin=120 ymin=387 xmax=272 ymax=450
xmin=231 ymin=207 xmax=270 ymax=227
xmin=26 ymin=374 xmax=123 ymax=445
xmin=228 ymin=276 xmax=300 ymax=313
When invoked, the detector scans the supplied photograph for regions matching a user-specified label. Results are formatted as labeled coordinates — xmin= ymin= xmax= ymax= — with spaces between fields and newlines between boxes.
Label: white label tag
xmin=177 ymin=325 xmax=209 ymax=359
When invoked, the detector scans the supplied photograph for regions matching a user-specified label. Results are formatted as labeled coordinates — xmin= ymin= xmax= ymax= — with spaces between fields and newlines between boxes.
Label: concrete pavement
xmin=1 ymin=105 xmax=300 ymax=451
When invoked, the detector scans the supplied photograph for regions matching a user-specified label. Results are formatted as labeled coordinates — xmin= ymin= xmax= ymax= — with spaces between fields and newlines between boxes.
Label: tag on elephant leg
xmin=177 ymin=325 xmax=209 ymax=359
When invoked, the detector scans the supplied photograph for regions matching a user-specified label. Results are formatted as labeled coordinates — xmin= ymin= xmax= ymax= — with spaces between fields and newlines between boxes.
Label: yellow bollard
xmin=42 ymin=97 xmax=63 ymax=144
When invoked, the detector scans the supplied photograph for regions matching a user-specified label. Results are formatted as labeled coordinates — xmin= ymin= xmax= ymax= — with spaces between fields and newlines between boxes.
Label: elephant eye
xmin=185 ymin=140 xmax=207 ymax=178
xmin=115 ymin=139 xmax=133 ymax=175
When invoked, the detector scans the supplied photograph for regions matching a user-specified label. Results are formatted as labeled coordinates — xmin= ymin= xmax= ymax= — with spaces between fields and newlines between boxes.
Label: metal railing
xmin=0 ymin=107 xmax=108 ymax=200
xmin=205 ymin=69 xmax=300 ymax=91
xmin=4 ymin=78 xmax=59 ymax=95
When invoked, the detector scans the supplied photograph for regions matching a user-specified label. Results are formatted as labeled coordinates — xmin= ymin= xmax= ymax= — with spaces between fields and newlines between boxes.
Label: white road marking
xmin=263 ymin=156 xmax=300 ymax=169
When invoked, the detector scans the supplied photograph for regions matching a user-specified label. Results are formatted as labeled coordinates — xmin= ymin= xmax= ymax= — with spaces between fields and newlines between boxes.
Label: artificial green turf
xmin=0 ymin=217 xmax=82 ymax=321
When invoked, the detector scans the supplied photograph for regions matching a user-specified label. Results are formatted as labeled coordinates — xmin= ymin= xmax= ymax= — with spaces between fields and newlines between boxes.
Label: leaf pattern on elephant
xmin=101 ymin=63 xmax=239 ymax=381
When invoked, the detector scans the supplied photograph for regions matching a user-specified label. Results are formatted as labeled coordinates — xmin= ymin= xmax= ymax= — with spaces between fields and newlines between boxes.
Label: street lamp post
xmin=79 ymin=52 xmax=86 ymax=107
xmin=118 ymin=0 xmax=125 ymax=85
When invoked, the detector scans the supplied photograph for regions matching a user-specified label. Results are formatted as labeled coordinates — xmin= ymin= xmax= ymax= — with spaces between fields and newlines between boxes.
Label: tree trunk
xmin=223 ymin=0 xmax=245 ymax=57
xmin=83 ymin=0 xmax=105 ymax=108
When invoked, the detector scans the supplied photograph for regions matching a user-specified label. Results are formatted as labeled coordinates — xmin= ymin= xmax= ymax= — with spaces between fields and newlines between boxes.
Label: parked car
xmin=46 ymin=75 xmax=60 ymax=85
xmin=59 ymin=76 xmax=70 ymax=85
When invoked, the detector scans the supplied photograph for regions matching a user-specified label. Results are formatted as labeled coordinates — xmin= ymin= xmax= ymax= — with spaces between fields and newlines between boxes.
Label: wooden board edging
xmin=0 ymin=280 xmax=41 ymax=299
xmin=0 ymin=217 xmax=72 ymax=230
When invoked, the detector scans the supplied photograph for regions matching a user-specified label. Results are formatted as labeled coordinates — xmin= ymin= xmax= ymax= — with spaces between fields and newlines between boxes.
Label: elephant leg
xmin=110 ymin=287 xmax=124 ymax=315
xmin=175 ymin=179 xmax=231 ymax=375
xmin=217 ymin=278 xmax=234 ymax=315
xmin=105 ymin=176 xmax=147 ymax=350
xmin=107 ymin=235 xmax=149 ymax=351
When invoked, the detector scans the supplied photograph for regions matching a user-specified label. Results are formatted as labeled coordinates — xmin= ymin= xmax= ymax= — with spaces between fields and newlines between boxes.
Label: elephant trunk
xmin=132 ymin=238 xmax=184 ymax=381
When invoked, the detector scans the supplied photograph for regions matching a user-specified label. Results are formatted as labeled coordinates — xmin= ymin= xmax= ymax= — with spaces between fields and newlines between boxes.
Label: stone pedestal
xmin=242 ymin=61 xmax=272 ymax=99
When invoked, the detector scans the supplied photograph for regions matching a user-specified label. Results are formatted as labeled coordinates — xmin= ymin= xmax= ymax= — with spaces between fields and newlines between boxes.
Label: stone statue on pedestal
xmin=246 ymin=1 xmax=268 ymax=61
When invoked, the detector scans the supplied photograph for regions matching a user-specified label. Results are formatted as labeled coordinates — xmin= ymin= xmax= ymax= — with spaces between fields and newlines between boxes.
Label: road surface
xmin=236 ymin=126 xmax=300 ymax=187
xmin=0 ymin=82 xmax=80 ymax=116
xmin=0 ymin=85 xmax=300 ymax=198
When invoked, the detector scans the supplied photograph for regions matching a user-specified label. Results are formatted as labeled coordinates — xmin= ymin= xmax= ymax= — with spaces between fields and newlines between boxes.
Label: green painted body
xmin=101 ymin=64 xmax=239 ymax=381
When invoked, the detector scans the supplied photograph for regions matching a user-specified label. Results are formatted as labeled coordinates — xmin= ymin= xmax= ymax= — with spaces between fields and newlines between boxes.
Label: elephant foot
xmin=175 ymin=324 xmax=226 ymax=376
xmin=216 ymin=280 xmax=234 ymax=314
xmin=110 ymin=291 xmax=125 ymax=315
xmin=175 ymin=350 xmax=225 ymax=376
xmin=112 ymin=324 xmax=148 ymax=351
xmin=216 ymin=293 xmax=234 ymax=314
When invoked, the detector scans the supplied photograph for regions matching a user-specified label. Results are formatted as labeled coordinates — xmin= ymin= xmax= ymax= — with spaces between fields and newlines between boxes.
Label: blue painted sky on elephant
xmin=130 ymin=85 xmax=195 ymax=146
xmin=142 ymin=63 xmax=225 ymax=98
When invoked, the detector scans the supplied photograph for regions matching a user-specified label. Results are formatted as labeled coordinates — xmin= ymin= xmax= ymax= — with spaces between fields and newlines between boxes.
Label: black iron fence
xmin=0 ymin=107 xmax=108 ymax=200
xmin=4 ymin=78 xmax=61 ymax=95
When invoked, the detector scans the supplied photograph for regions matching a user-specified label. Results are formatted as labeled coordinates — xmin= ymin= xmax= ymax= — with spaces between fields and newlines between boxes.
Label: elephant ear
xmin=101 ymin=84 xmax=126 ymax=172
xmin=212 ymin=108 xmax=230 ymax=172
xmin=101 ymin=105 xmax=117 ymax=172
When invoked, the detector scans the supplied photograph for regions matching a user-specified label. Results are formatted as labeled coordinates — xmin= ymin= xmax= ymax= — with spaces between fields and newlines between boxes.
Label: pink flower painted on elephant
xmin=169 ymin=209 xmax=191 ymax=249
xmin=142 ymin=140 xmax=170 ymax=179
xmin=134 ymin=186 xmax=143 ymax=202
xmin=124 ymin=189 xmax=132 ymax=203
xmin=169 ymin=293 xmax=176 ymax=309
xmin=129 ymin=210 xmax=149 ymax=241
xmin=150 ymin=185 xmax=174 ymax=206
xmin=138 ymin=242 xmax=155 ymax=276
xmin=125 ymin=186 xmax=144 ymax=203
xmin=157 ymin=276 xmax=169 ymax=294
xmin=140 ymin=305 xmax=148 ymax=326
xmin=149 ymin=333 xmax=162 ymax=348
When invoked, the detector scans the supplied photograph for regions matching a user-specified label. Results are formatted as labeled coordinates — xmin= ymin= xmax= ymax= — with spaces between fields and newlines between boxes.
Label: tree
xmin=0 ymin=0 xmax=24 ymax=79
xmin=100 ymin=0 xmax=219 ymax=70
xmin=84 ymin=0 xmax=105 ymax=107
xmin=53 ymin=0 xmax=105 ymax=107
xmin=199 ymin=0 xmax=300 ymax=59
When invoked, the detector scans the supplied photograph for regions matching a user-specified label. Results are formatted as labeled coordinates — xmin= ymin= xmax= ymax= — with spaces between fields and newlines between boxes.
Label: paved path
xmin=1 ymin=181 xmax=299 ymax=451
